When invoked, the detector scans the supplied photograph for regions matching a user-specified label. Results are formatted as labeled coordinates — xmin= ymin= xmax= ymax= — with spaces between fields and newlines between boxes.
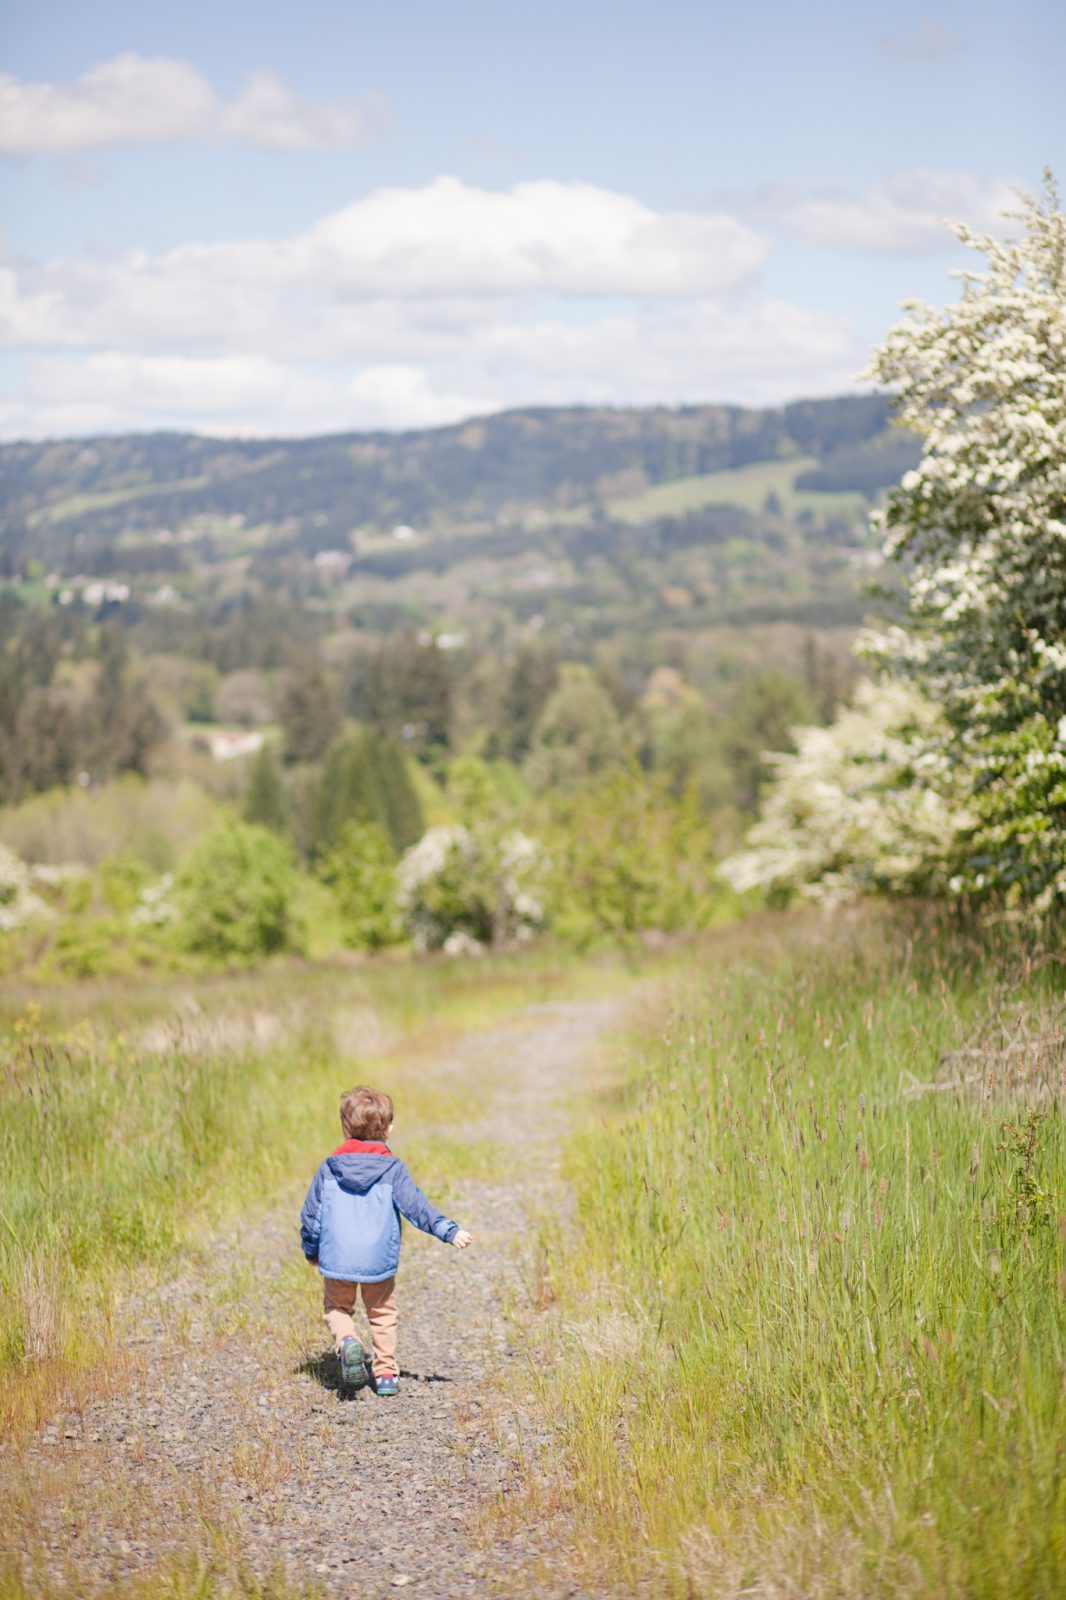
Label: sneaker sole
xmin=339 ymin=1342 xmax=371 ymax=1391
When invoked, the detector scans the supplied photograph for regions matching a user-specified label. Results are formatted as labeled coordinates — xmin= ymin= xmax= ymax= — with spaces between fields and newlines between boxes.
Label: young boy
xmin=299 ymin=1085 xmax=471 ymax=1397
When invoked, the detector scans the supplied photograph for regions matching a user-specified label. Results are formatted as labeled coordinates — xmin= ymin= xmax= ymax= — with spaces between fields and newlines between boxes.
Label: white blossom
xmin=720 ymin=682 xmax=971 ymax=903
xmin=855 ymin=173 xmax=1066 ymax=903
xmin=396 ymin=824 xmax=547 ymax=951
xmin=0 ymin=845 xmax=51 ymax=932
xmin=131 ymin=873 xmax=177 ymax=926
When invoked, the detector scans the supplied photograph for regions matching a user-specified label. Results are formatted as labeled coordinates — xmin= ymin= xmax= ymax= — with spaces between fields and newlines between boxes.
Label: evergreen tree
xmin=242 ymin=744 xmax=289 ymax=834
xmin=16 ymin=689 xmax=81 ymax=793
xmin=89 ymin=623 xmax=166 ymax=781
xmin=365 ymin=632 xmax=452 ymax=752
xmin=374 ymin=735 xmax=425 ymax=851
xmin=307 ymin=730 xmax=424 ymax=859
xmin=277 ymin=659 xmax=343 ymax=765
xmin=491 ymin=645 xmax=559 ymax=761
xmin=723 ymin=671 xmax=816 ymax=813
xmin=309 ymin=732 xmax=384 ymax=858
xmin=524 ymin=667 xmax=630 ymax=792
xmin=0 ymin=659 xmax=24 ymax=802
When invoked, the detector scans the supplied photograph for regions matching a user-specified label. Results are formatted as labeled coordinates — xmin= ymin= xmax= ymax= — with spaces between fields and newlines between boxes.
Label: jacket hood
xmin=326 ymin=1149 xmax=396 ymax=1195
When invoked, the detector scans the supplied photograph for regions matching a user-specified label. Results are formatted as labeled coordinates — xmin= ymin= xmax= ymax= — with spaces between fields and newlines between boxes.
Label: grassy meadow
xmin=605 ymin=457 xmax=868 ymax=523
xmin=0 ymin=944 xmax=626 ymax=1439
xmin=3 ymin=899 xmax=1062 ymax=1599
xmin=526 ymin=907 xmax=1065 ymax=1599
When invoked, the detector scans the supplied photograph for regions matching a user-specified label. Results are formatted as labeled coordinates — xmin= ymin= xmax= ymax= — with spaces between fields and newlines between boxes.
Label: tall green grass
xmin=543 ymin=909 xmax=1065 ymax=1598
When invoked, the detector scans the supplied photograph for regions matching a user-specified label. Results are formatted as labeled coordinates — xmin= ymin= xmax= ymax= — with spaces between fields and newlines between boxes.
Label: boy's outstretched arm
xmin=392 ymin=1162 xmax=470 ymax=1247
xmin=299 ymin=1163 xmax=326 ymax=1261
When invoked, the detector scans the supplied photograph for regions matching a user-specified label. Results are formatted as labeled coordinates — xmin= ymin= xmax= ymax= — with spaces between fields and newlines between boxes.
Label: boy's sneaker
xmin=338 ymin=1336 xmax=370 ymax=1392
xmin=374 ymin=1372 xmax=399 ymax=1398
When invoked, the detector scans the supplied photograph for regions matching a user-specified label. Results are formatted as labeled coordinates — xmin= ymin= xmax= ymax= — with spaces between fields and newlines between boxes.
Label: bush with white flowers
xmin=396 ymin=825 xmax=547 ymax=952
xmin=0 ymin=845 xmax=50 ymax=933
xmin=860 ymin=175 xmax=1066 ymax=907
xmin=131 ymin=873 xmax=177 ymax=927
xmin=720 ymin=682 xmax=971 ymax=903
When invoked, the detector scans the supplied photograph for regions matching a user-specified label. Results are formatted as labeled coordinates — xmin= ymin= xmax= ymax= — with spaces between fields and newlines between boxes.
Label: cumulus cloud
xmin=301 ymin=178 xmax=767 ymax=296
xmin=875 ymin=20 xmax=967 ymax=61
xmin=758 ymin=170 xmax=1017 ymax=253
xmin=8 ymin=352 xmax=491 ymax=437
xmin=0 ymin=53 xmax=386 ymax=154
xmin=0 ymin=177 xmax=867 ymax=438
xmin=2 ymin=297 xmax=864 ymax=439
xmin=0 ymin=178 xmax=769 ymax=356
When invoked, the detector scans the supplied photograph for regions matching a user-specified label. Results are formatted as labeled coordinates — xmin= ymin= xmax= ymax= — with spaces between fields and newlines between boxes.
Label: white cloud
xmin=875 ymin=20 xmax=967 ymax=62
xmin=10 ymin=352 xmax=492 ymax=436
xmin=0 ymin=53 xmax=385 ymax=154
xmin=760 ymin=171 xmax=1017 ymax=253
xmin=299 ymin=178 xmax=767 ymax=296
xmin=4 ymin=299 xmax=864 ymax=439
xmin=0 ymin=178 xmax=769 ymax=356
xmin=0 ymin=177 xmax=867 ymax=438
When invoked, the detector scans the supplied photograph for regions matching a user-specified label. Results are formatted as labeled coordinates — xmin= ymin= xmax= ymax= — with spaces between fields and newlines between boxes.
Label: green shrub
xmin=546 ymin=772 xmax=723 ymax=945
xmin=174 ymin=820 xmax=302 ymax=962
xmin=316 ymin=821 xmax=400 ymax=950
xmin=307 ymin=729 xmax=424 ymax=858
xmin=99 ymin=852 xmax=150 ymax=912
xmin=242 ymin=744 xmax=289 ymax=834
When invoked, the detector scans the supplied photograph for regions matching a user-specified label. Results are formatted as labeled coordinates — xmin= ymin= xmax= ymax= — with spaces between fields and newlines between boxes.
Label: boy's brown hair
xmin=339 ymin=1085 xmax=394 ymax=1142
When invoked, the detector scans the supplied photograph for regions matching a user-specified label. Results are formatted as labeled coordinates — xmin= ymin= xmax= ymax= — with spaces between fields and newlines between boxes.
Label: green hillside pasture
xmin=606 ymin=455 xmax=869 ymax=523
xmin=27 ymin=474 xmax=213 ymax=527
xmin=539 ymin=909 xmax=1065 ymax=1598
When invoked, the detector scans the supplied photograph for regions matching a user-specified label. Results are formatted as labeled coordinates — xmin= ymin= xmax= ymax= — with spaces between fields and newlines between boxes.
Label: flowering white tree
xmin=396 ymin=825 xmax=546 ymax=952
xmin=861 ymin=173 xmax=1066 ymax=906
xmin=720 ymin=682 xmax=969 ymax=903
xmin=0 ymin=845 xmax=50 ymax=932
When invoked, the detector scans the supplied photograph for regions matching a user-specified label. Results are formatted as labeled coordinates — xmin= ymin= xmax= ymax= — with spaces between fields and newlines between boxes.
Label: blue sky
xmin=0 ymin=1 xmax=1060 ymax=437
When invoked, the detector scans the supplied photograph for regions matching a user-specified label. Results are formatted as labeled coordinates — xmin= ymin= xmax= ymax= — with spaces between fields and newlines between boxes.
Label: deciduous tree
xmin=862 ymin=174 xmax=1066 ymax=906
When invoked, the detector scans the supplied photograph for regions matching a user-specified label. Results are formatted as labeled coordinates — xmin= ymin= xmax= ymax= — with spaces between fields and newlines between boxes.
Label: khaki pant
xmin=323 ymin=1276 xmax=398 ymax=1378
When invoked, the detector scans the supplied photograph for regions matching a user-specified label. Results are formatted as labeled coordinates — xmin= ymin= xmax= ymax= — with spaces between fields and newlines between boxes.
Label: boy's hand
xmin=452 ymin=1229 xmax=472 ymax=1250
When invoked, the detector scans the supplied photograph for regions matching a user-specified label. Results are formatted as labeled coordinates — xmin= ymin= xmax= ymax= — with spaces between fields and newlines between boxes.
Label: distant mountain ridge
xmin=0 ymin=395 xmax=916 ymax=573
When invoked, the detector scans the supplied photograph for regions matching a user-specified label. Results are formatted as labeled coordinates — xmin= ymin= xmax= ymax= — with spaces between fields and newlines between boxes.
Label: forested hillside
xmin=1 ymin=395 xmax=907 ymax=560
xmin=0 ymin=393 xmax=916 ymax=855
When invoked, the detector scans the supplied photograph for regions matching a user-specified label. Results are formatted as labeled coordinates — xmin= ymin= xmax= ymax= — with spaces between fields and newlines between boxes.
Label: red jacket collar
xmin=332 ymin=1139 xmax=391 ymax=1155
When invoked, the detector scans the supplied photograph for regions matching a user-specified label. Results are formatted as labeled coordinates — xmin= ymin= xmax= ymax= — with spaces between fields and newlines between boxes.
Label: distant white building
xmin=208 ymin=730 xmax=264 ymax=762
xmin=312 ymin=549 xmax=350 ymax=572
xmin=392 ymin=524 xmax=416 ymax=541
xmin=83 ymin=581 xmax=130 ymax=604
xmin=416 ymin=630 xmax=466 ymax=651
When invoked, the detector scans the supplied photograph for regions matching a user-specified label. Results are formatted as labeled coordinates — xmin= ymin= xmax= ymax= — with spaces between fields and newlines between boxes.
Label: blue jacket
xmin=299 ymin=1139 xmax=459 ymax=1282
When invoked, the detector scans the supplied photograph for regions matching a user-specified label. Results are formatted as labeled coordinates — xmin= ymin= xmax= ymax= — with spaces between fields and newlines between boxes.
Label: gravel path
xmin=9 ymin=998 xmax=622 ymax=1599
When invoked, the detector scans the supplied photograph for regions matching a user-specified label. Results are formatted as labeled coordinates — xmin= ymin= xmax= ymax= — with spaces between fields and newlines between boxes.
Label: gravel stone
xmin=6 ymin=999 xmax=624 ymax=1599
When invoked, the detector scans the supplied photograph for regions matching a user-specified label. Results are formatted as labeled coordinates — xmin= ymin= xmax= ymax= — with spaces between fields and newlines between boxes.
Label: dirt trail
xmin=11 ymin=998 xmax=624 ymax=1599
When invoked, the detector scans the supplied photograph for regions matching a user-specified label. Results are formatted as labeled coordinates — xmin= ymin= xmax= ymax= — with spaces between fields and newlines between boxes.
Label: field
xmin=0 ymin=947 xmax=630 ymax=1439
xmin=604 ymin=456 xmax=869 ymax=524
xmin=527 ymin=909 xmax=1066 ymax=1598
xmin=2 ymin=907 xmax=1062 ymax=1597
